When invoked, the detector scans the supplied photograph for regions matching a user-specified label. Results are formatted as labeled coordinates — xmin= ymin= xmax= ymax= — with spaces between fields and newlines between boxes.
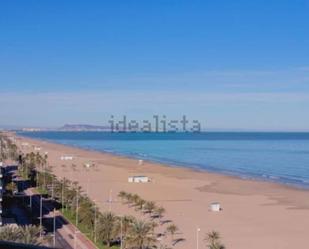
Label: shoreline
xmin=17 ymin=133 xmax=309 ymax=191
xmin=11 ymin=132 xmax=309 ymax=249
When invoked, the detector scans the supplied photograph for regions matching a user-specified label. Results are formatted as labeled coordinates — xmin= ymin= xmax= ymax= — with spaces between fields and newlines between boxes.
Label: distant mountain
xmin=59 ymin=124 xmax=110 ymax=131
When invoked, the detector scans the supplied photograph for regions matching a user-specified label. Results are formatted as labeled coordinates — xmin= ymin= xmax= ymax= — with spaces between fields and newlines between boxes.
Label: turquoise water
xmin=19 ymin=132 xmax=309 ymax=188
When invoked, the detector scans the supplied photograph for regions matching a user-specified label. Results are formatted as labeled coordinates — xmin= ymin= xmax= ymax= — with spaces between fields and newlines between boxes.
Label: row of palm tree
xmin=0 ymin=135 xmax=50 ymax=247
xmin=0 ymin=225 xmax=49 ymax=246
xmin=18 ymin=151 xmax=49 ymax=184
xmin=95 ymin=212 xmax=158 ymax=249
xmin=25 ymin=160 xmax=158 ymax=248
xmin=0 ymin=133 xmax=18 ymax=162
xmin=118 ymin=191 xmax=226 ymax=249
xmin=118 ymin=191 xmax=181 ymax=247
xmin=118 ymin=191 xmax=166 ymax=221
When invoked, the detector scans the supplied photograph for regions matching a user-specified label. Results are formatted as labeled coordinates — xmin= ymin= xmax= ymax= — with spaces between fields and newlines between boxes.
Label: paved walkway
xmin=24 ymin=188 xmax=98 ymax=249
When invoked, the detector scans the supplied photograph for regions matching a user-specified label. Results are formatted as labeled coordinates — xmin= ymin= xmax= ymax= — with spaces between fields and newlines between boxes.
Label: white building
xmin=34 ymin=146 xmax=41 ymax=151
xmin=209 ymin=202 xmax=221 ymax=212
xmin=128 ymin=176 xmax=149 ymax=183
xmin=60 ymin=155 xmax=74 ymax=161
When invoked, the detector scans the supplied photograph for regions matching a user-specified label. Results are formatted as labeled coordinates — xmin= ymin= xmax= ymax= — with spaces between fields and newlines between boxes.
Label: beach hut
xmin=34 ymin=146 xmax=41 ymax=151
xmin=209 ymin=202 xmax=221 ymax=212
xmin=138 ymin=159 xmax=144 ymax=166
xmin=128 ymin=176 xmax=149 ymax=183
xmin=60 ymin=155 xmax=74 ymax=161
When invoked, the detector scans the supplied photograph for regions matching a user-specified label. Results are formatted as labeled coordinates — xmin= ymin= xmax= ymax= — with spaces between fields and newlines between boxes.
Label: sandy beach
xmin=14 ymin=134 xmax=309 ymax=249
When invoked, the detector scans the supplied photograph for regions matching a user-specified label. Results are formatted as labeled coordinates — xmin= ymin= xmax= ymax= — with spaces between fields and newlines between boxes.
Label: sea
xmin=19 ymin=131 xmax=309 ymax=189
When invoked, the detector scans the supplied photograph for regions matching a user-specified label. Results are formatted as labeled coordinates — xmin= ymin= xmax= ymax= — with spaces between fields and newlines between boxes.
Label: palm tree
xmin=124 ymin=193 xmax=134 ymax=205
xmin=154 ymin=206 xmax=165 ymax=222
xmin=166 ymin=224 xmax=178 ymax=241
xmin=61 ymin=177 xmax=71 ymax=210
xmin=126 ymin=219 xmax=157 ymax=249
xmin=8 ymin=142 xmax=18 ymax=161
xmin=144 ymin=201 xmax=156 ymax=216
xmin=157 ymin=245 xmax=172 ymax=249
xmin=205 ymin=231 xmax=225 ymax=249
xmin=19 ymin=225 xmax=45 ymax=245
xmin=115 ymin=215 xmax=136 ymax=248
xmin=97 ymin=212 xmax=118 ymax=247
xmin=132 ymin=194 xmax=141 ymax=203
xmin=0 ymin=225 xmax=20 ymax=242
xmin=0 ymin=225 xmax=45 ymax=246
xmin=0 ymin=136 xmax=8 ymax=162
xmin=135 ymin=198 xmax=146 ymax=212
xmin=118 ymin=191 xmax=128 ymax=202
xmin=78 ymin=197 xmax=95 ymax=229
xmin=52 ymin=178 xmax=62 ymax=201
xmin=64 ymin=184 xmax=77 ymax=210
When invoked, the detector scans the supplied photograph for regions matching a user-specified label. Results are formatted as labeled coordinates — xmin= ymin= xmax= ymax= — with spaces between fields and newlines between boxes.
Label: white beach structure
xmin=209 ymin=202 xmax=221 ymax=212
xmin=60 ymin=155 xmax=74 ymax=161
xmin=34 ymin=146 xmax=41 ymax=151
xmin=138 ymin=159 xmax=144 ymax=166
xmin=128 ymin=176 xmax=149 ymax=183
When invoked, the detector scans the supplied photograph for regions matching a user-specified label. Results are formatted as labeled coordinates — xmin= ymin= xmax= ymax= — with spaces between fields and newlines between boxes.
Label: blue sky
xmin=1 ymin=0 xmax=309 ymax=130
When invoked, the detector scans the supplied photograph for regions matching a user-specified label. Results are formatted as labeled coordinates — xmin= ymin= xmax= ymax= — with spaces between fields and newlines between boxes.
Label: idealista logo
xmin=108 ymin=115 xmax=201 ymax=133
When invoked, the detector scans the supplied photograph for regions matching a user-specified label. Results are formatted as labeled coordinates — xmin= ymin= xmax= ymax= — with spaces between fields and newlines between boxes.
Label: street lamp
xmin=109 ymin=189 xmax=113 ymax=212
xmin=39 ymin=195 xmax=43 ymax=238
xmin=61 ymin=165 xmax=66 ymax=213
xmin=53 ymin=208 xmax=56 ymax=247
xmin=62 ymin=177 xmax=65 ymax=213
xmin=84 ymin=162 xmax=92 ymax=195
xmin=29 ymin=192 xmax=32 ymax=210
xmin=120 ymin=216 xmax=123 ymax=249
xmin=93 ymin=199 xmax=97 ymax=244
xmin=74 ymin=186 xmax=79 ymax=249
xmin=116 ymin=215 xmax=123 ymax=249
xmin=196 ymin=227 xmax=201 ymax=249
xmin=51 ymin=177 xmax=56 ymax=248
xmin=43 ymin=152 xmax=48 ymax=190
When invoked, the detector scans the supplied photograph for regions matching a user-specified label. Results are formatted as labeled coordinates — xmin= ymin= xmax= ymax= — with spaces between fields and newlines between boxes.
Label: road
xmin=24 ymin=188 xmax=97 ymax=249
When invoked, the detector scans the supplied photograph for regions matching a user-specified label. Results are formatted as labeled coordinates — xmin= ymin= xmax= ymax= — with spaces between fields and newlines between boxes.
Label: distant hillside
xmin=59 ymin=124 xmax=110 ymax=131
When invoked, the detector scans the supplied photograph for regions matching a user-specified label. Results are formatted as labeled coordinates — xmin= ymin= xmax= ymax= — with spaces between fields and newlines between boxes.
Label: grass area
xmin=37 ymin=186 xmax=48 ymax=195
xmin=62 ymin=208 xmax=119 ymax=249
